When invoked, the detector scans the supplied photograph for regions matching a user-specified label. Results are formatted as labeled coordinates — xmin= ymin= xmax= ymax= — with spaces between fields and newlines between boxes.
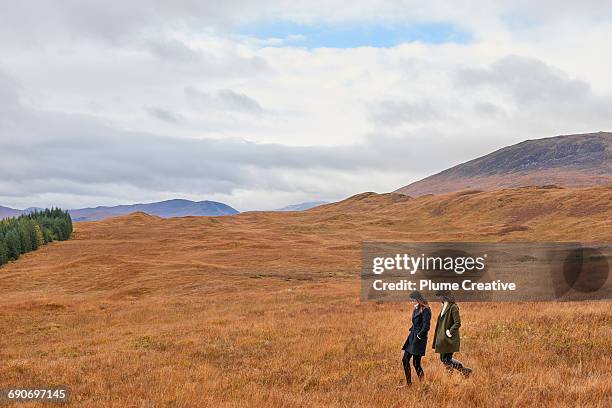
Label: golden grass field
xmin=1 ymin=186 xmax=611 ymax=407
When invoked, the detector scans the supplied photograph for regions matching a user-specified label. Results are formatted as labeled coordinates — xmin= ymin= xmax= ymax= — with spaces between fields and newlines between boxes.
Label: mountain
xmin=68 ymin=199 xmax=239 ymax=221
xmin=395 ymin=132 xmax=612 ymax=196
xmin=275 ymin=201 xmax=329 ymax=211
xmin=0 ymin=206 xmax=45 ymax=220
xmin=23 ymin=207 xmax=44 ymax=214
xmin=1 ymin=200 xmax=239 ymax=222
xmin=0 ymin=205 xmax=22 ymax=220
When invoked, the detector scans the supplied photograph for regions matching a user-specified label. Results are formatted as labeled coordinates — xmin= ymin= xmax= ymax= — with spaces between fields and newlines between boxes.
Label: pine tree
xmin=33 ymin=223 xmax=45 ymax=247
xmin=18 ymin=223 xmax=33 ymax=253
xmin=27 ymin=219 xmax=39 ymax=250
xmin=5 ymin=230 xmax=21 ymax=260
xmin=0 ymin=240 xmax=8 ymax=265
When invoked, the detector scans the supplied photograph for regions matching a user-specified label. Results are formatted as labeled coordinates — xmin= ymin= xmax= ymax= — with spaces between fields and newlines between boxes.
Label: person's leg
xmin=441 ymin=353 xmax=472 ymax=377
xmin=448 ymin=356 xmax=472 ymax=377
xmin=449 ymin=354 xmax=464 ymax=370
xmin=402 ymin=352 xmax=412 ymax=384
xmin=412 ymin=355 xmax=424 ymax=380
xmin=440 ymin=353 xmax=454 ymax=373
xmin=440 ymin=353 xmax=453 ymax=365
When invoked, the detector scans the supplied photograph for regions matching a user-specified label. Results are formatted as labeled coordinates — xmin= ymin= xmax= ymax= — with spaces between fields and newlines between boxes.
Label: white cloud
xmin=185 ymin=87 xmax=265 ymax=115
xmin=144 ymin=106 xmax=183 ymax=123
xmin=0 ymin=1 xmax=611 ymax=210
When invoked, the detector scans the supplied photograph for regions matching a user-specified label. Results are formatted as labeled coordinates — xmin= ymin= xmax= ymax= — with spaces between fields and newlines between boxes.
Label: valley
xmin=0 ymin=186 xmax=610 ymax=407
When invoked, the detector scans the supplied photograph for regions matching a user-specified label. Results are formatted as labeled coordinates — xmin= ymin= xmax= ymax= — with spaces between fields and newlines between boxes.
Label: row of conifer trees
xmin=0 ymin=208 xmax=73 ymax=266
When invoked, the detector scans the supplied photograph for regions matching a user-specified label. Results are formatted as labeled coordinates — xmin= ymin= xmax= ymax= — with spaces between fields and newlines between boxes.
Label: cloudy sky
xmin=1 ymin=1 xmax=612 ymax=211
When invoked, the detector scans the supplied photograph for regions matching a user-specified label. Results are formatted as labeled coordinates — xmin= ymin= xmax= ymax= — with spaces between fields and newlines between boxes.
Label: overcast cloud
xmin=1 ymin=1 xmax=612 ymax=210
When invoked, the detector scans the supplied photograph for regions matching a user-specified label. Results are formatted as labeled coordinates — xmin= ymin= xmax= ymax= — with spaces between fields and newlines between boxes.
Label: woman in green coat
xmin=432 ymin=291 xmax=472 ymax=377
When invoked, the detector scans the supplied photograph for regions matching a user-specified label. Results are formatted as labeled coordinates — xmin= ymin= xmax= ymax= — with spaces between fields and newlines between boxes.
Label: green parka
xmin=432 ymin=302 xmax=461 ymax=354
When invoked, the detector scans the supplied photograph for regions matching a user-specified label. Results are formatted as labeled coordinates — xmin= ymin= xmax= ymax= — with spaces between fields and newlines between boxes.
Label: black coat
xmin=401 ymin=306 xmax=431 ymax=356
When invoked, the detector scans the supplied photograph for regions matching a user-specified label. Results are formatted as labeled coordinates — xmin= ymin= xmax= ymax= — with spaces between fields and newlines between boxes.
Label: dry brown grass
xmin=1 ymin=186 xmax=611 ymax=407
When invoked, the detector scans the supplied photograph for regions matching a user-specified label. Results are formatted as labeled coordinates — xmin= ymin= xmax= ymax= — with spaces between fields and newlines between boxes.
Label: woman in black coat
xmin=401 ymin=291 xmax=431 ymax=385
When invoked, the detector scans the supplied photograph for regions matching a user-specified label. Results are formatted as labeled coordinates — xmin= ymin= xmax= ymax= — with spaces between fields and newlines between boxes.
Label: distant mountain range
xmin=275 ymin=201 xmax=329 ymax=211
xmin=69 ymin=199 xmax=239 ymax=221
xmin=0 ymin=199 xmax=239 ymax=222
xmin=395 ymin=132 xmax=612 ymax=196
xmin=5 ymin=132 xmax=611 ymax=221
xmin=0 ymin=205 xmax=23 ymax=220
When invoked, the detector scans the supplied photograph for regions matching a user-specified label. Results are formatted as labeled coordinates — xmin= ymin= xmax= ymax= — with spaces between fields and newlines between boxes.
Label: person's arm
xmin=409 ymin=308 xmax=415 ymax=331
xmin=417 ymin=308 xmax=431 ymax=339
xmin=446 ymin=304 xmax=461 ymax=337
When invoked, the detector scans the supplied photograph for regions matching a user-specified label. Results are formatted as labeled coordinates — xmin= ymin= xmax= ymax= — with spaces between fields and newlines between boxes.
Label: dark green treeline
xmin=0 ymin=208 xmax=73 ymax=266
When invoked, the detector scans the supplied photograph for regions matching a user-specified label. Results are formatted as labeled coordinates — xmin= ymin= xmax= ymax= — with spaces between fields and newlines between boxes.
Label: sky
xmin=1 ymin=1 xmax=612 ymax=211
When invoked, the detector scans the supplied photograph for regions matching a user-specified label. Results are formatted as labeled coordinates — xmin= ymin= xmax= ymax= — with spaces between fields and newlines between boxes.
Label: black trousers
xmin=440 ymin=352 xmax=464 ymax=371
xmin=402 ymin=351 xmax=424 ymax=383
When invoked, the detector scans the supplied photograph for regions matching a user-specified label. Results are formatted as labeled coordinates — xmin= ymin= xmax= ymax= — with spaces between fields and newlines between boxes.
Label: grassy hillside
xmin=395 ymin=132 xmax=612 ymax=196
xmin=0 ymin=186 xmax=610 ymax=407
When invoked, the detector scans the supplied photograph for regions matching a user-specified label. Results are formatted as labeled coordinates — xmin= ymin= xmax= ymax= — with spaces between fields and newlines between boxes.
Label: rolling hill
xmin=395 ymin=132 xmax=612 ymax=196
xmin=1 ymin=186 xmax=610 ymax=406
